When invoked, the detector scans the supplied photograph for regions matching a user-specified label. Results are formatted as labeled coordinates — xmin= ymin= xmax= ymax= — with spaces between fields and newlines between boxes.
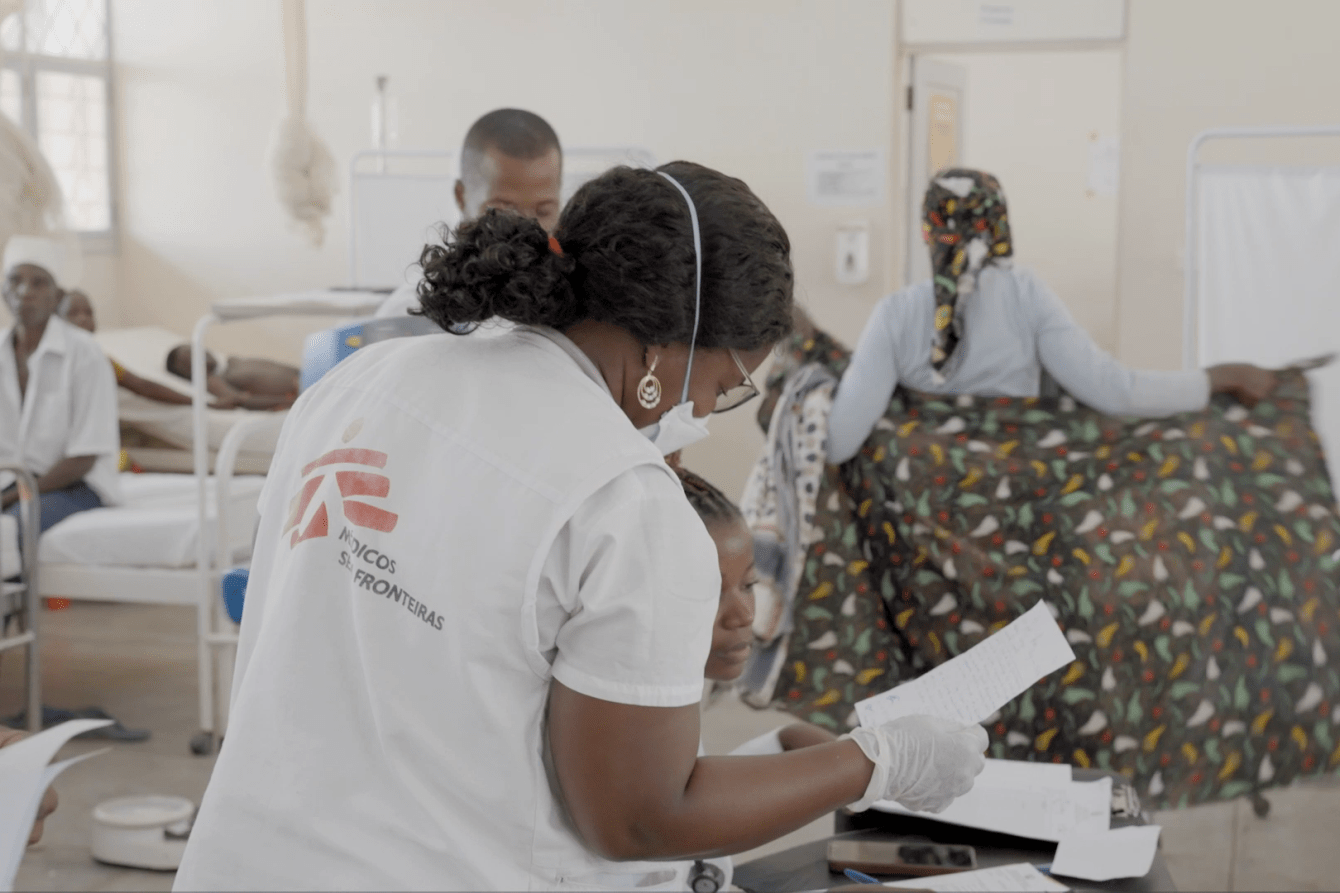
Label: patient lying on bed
xmin=62 ymin=290 xmax=212 ymax=407
xmin=165 ymin=345 xmax=299 ymax=411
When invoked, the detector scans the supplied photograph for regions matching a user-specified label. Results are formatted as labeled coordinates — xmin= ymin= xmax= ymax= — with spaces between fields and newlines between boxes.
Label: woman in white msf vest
xmin=174 ymin=162 xmax=988 ymax=892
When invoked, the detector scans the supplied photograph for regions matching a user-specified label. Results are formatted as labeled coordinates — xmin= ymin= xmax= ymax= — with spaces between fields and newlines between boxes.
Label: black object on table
xmin=733 ymin=770 xmax=1175 ymax=893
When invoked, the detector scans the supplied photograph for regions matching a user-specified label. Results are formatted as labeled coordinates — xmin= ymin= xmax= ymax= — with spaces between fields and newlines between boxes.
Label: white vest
xmin=175 ymin=328 xmax=719 ymax=891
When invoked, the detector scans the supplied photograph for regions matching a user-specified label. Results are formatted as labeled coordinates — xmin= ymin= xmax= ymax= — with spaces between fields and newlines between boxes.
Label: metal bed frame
xmin=0 ymin=465 xmax=43 ymax=733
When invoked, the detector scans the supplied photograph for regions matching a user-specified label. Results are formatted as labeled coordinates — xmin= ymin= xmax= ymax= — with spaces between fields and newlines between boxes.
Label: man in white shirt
xmin=1 ymin=235 xmax=120 ymax=532
xmin=375 ymin=108 xmax=563 ymax=322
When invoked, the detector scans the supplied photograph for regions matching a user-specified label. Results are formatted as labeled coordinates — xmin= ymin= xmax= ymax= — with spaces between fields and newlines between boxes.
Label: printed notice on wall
xmin=806 ymin=150 xmax=885 ymax=206
xmin=1088 ymin=135 xmax=1120 ymax=197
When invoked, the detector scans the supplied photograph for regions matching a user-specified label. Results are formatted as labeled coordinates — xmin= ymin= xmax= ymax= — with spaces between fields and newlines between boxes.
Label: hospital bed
xmin=0 ymin=472 xmax=267 ymax=604
xmin=0 ymin=290 xmax=385 ymax=754
xmin=93 ymin=325 xmax=282 ymax=475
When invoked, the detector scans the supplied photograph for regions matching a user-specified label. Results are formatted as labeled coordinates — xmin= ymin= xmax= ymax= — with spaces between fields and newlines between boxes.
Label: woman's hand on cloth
xmin=844 ymin=715 xmax=988 ymax=814
xmin=0 ymin=727 xmax=58 ymax=845
xmin=1208 ymin=363 xmax=1278 ymax=408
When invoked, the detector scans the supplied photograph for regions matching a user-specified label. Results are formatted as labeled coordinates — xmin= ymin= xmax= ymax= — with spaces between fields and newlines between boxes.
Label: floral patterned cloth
xmin=751 ymin=328 xmax=1340 ymax=809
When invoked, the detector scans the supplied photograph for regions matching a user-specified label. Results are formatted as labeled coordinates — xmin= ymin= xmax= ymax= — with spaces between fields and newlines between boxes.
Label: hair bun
xmin=417 ymin=210 xmax=578 ymax=332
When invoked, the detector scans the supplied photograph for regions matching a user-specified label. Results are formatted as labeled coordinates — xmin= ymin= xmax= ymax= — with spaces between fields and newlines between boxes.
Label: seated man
xmin=1 ymin=235 xmax=120 ymax=529
xmin=165 ymin=345 xmax=299 ymax=411
xmin=375 ymin=107 xmax=563 ymax=321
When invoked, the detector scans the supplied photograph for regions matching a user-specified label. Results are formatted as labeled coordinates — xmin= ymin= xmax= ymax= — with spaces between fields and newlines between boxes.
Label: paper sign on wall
xmin=806 ymin=150 xmax=885 ymax=206
xmin=928 ymin=93 xmax=959 ymax=177
xmin=1087 ymin=136 xmax=1120 ymax=197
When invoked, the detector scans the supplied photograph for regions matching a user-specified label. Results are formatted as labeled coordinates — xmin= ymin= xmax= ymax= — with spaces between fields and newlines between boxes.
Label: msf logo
xmin=283 ymin=447 xmax=399 ymax=548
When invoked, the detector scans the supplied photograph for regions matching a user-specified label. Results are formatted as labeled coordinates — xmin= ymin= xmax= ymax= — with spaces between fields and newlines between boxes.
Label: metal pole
xmin=1 ymin=466 xmax=43 ymax=733
xmin=190 ymin=314 xmax=218 ymax=752
xmin=21 ymin=471 xmax=39 ymax=733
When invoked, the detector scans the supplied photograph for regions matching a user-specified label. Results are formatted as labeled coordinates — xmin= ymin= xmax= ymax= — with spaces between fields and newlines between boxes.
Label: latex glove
xmin=843 ymin=715 xmax=988 ymax=814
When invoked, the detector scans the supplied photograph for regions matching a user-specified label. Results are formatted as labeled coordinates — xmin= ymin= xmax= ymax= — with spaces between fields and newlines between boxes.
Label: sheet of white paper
xmin=883 ymin=862 xmax=1069 ymax=892
xmin=0 ymin=719 xmax=112 ymax=891
xmin=806 ymin=150 xmax=885 ymax=206
xmin=856 ymin=601 xmax=1076 ymax=728
xmin=874 ymin=774 xmax=1110 ymax=843
xmin=1 ymin=749 xmax=110 ymax=892
xmin=1051 ymin=825 xmax=1162 ymax=882
xmin=975 ymin=758 xmax=1073 ymax=788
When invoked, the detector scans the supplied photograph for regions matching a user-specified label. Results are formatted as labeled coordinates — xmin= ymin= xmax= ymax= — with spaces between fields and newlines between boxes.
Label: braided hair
xmin=675 ymin=466 xmax=742 ymax=530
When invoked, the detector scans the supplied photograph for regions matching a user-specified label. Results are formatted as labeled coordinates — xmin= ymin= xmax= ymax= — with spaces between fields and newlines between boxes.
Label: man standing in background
xmin=375 ymin=108 xmax=563 ymax=319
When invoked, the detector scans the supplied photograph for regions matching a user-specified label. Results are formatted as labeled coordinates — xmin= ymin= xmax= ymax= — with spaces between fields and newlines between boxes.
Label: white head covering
xmin=2 ymin=234 xmax=81 ymax=290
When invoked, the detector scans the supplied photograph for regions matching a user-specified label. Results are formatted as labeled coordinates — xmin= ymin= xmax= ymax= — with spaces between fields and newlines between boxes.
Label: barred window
xmin=1 ymin=0 xmax=114 ymax=242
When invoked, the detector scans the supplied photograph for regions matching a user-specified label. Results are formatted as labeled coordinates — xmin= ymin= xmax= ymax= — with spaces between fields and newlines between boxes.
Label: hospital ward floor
xmin=0 ymin=603 xmax=1338 ymax=892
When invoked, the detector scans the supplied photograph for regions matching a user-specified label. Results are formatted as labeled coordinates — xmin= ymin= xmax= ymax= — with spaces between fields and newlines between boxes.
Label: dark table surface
xmin=733 ymin=786 xmax=1175 ymax=893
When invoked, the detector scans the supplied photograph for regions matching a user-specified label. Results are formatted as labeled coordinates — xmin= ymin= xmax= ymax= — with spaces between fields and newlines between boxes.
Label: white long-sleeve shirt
xmin=0 ymin=316 xmax=121 ymax=504
xmin=827 ymin=265 xmax=1210 ymax=463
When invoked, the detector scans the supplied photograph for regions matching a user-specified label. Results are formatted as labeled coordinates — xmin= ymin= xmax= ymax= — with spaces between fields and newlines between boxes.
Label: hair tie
xmin=548 ymin=235 xmax=563 ymax=257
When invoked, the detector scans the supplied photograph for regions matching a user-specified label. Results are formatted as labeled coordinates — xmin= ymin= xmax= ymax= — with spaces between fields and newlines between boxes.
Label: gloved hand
xmin=843 ymin=715 xmax=988 ymax=814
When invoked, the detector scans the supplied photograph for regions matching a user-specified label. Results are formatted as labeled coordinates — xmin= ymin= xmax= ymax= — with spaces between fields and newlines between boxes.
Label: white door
xmin=905 ymin=56 xmax=967 ymax=286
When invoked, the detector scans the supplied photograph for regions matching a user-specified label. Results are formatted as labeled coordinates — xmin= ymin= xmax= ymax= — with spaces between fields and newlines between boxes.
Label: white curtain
xmin=1197 ymin=164 xmax=1340 ymax=482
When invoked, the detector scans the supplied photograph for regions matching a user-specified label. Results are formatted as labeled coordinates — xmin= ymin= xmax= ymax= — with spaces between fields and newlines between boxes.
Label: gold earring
xmin=637 ymin=355 xmax=662 ymax=409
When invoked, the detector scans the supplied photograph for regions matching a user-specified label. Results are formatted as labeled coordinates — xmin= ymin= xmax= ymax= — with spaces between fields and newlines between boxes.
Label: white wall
xmin=110 ymin=0 xmax=901 ymax=497
xmin=1116 ymin=0 xmax=1340 ymax=371
xmin=932 ymin=50 xmax=1123 ymax=350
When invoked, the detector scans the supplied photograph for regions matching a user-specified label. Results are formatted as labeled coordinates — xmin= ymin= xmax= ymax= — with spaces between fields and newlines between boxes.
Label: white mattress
xmin=0 ymin=473 xmax=265 ymax=574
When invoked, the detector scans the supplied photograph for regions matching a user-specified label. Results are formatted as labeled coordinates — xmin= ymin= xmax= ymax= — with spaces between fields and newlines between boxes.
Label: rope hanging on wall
xmin=268 ymin=0 xmax=337 ymax=247
xmin=0 ymin=0 xmax=68 ymax=254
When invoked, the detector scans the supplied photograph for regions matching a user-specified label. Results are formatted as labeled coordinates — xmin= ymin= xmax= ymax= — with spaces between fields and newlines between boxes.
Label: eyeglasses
xmin=714 ymin=349 xmax=760 ymax=413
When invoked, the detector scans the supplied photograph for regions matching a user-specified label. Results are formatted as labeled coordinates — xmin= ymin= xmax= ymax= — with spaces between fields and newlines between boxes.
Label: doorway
xmin=904 ymin=50 xmax=1123 ymax=351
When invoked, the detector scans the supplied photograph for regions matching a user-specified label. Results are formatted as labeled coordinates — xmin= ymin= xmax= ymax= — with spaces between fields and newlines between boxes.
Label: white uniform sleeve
xmin=545 ymin=464 xmax=720 ymax=708
xmin=1027 ymin=272 xmax=1210 ymax=417
xmin=64 ymin=346 xmax=119 ymax=459
xmin=828 ymin=295 xmax=902 ymax=464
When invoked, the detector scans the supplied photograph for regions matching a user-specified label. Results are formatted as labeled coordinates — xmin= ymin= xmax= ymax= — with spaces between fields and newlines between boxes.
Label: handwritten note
xmin=856 ymin=601 xmax=1075 ymax=728
xmin=884 ymin=862 xmax=1069 ymax=892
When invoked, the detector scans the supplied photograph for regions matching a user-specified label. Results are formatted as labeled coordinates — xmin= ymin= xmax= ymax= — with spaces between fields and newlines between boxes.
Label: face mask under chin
xmin=638 ymin=401 xmax=711 ymax=456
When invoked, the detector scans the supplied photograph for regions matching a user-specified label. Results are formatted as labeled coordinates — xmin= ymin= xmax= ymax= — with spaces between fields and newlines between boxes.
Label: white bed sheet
xmin=0 ymin=473 xmax=265 ymax=574
xmin=116 ymin=389 xmax=283 ymax=455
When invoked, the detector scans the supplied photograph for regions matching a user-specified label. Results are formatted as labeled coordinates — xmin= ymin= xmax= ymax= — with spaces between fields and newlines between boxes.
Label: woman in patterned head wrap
xmin=826 ymin=168 xmax=1277 ymax=463
xmin=743 ymin=169 xmax=1337 ymax=811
